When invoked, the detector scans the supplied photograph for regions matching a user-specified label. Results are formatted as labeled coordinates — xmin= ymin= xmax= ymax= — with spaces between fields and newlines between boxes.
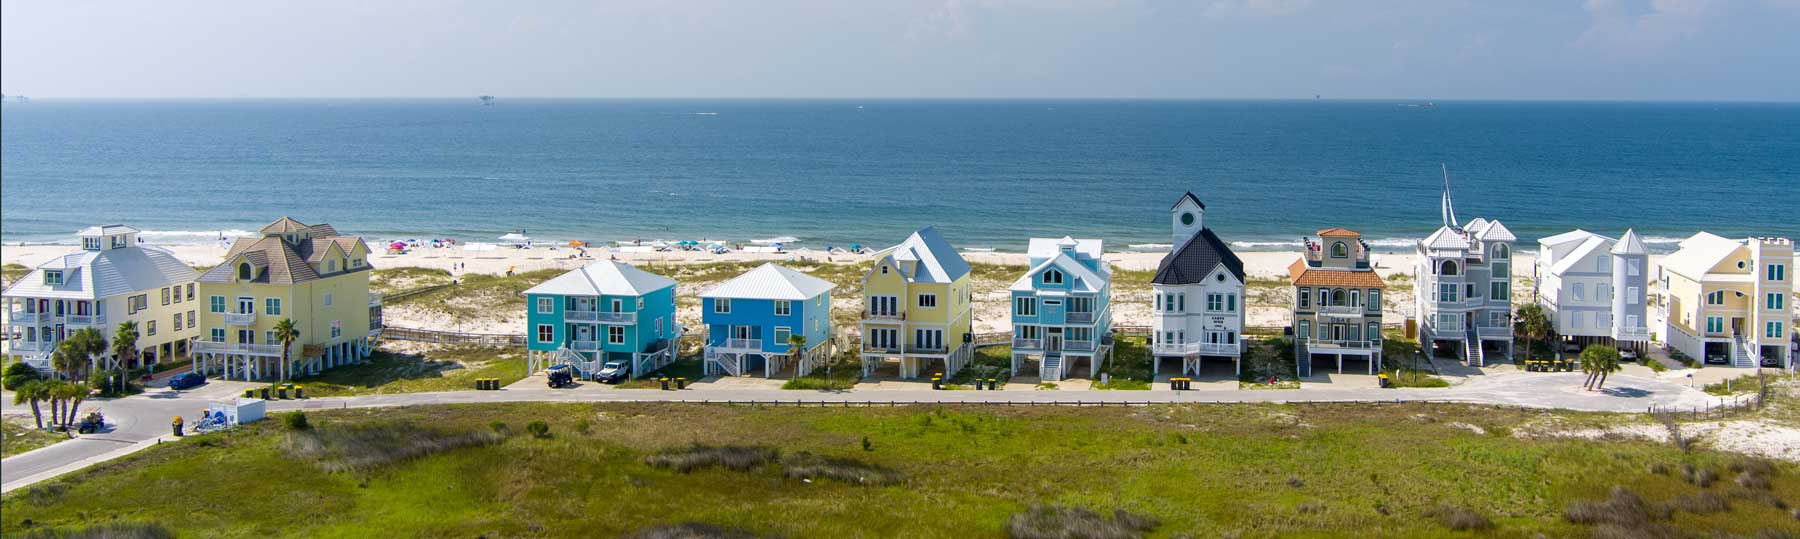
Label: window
xmin=1572 ymin=283 xmax=1585 ymax=301
xmin=1769 ymin=293 xmax=1786 ymax=311
xmin=880 ymin=265 xmax=889 ymax=275
xmin=1014 ymin=297 xmax=1037 ymax=316
xmin=323 ymin=292 xmax=333 ymax=306
xmin=1440 ymin=260 xmax=1459 ymax=276
xmin=1492 ymin=262 xmax=1509 ymax=279
xmin=1596 ymin=257 xmax=1609 ymax=272
xmin=43 ymin=270 xmax=63 ymax=286
xmin=1572 ymin=312 xmax=1584 ymax=329
xmin=1438 ymin=283 xmax=1458 ymax=302
xmin=210 ymin=328 xmax=225 ymax=342
xmin=265 ymin=298 xmax=282 ymax=315
xmin=713 ymin=298 xmax=731 ymax=314
xmin=869 ymin=296 xmax=898 ymax=316
xmin=1490 ymin=282 xmax=1509 ymax=302
xmin=917 ymin=294 xmax=937 ymax=308
xmin=1331 ymin=242 xmax=1348 ymax=258
xmin=1043 ymin=269 xmax=1064 ymax=285
xmin=83 ymin=237 xmax=100 ymax=250
xmin=914 ymin=329 xmax=943 ymax=350
xmin=774 ymin=300 xmax=792 ymax=316
xmin=330 ymin=321 xmax=342 ymax=338
xmin=266 ymin=330 xmax=275 ymax=344
xmin=1318 ymin=288 xmax=1329 ymax=306
xmin=238 ymin=263 xmax=253 ymax=280
xmin=1627 ymin=287 xmax=1640 ymax=305
xmin=1492 ymin=244 xmax=1509 ymax=259
xmin=161 ymin=287 xmax=170 ymax=305
xmin=773 ymin=326 xmax=791 ymax=345
xmin=129 ymin=294 xmax=148 ymax=314
xmin=1069 ymin=296 xmax=1092 ymax=314
xmin=1706 ymin=291 xmax=1726 ymax=305
xmin=1770 ymin=322 xmax=1786 ymax=339
xmin=1368 ymin=322 xmax=1381 ymax=341
xmin=238 ymin=329 xmax=254 ymax=344
xmin=1628 ymin=259 xmax=1641 ymax=277
xmin=1177 ymin=293 xmax=1185 ymax=312
xmin=173 ymin=312 xmax=182 ymax=329
xmin=147 ymin=320 xmax=157 ymax=336
xmin=327 ymin=260 xmax=336 ymax=272
xmin=537 ymin=324 xmax=554 ymax=343
xmin=608 ymin=326 xmax=625 ymax=344
xmin=612 ymin=299 xmax=624 ymax=313
xmin=1368 ymin=290 xmax=1381 ymax=311
xmin=1349 ymin=290 xmax=1360 ymax=308
xmin=209 ymin=295 xmax=226 ymax=313
xmin=1706 ymin=316 xmax=1724 ymax=334
xmin=1161 ymin=294 xmax=1173 ymax=312
xmin=172 ymin=287 xmax=182 ymax=304
xmin=187 ymin=310 xmax=196 ymax=328
xmin=1206 ymin=293 xmax=1223 ymax=311
xmin=536 ymin=297 xmax=553 ymax=314
xmin=1770 ymin=264 xmax=1788 ymax=282
xmin=1296 ymin=320 xmax=1311 ymax=340
xmin=1228 ymin=294 xmax=1237 ymax=312
xmin=1181 ymin=212 xmax=1194 ymax=225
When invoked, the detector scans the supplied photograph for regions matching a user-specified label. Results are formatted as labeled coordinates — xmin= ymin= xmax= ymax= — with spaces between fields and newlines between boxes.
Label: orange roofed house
xmin=1289 ymin=228 xmax=1386 ymax=377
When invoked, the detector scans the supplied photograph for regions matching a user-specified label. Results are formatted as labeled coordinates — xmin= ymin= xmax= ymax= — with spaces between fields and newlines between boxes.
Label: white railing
xmin=7 ymin=311 xmax=50 ymax=324
xmin=1309 ymin=339 xmax=1377 ymax=350
xmin=224 ymin=312 xmax=257 ymax=325
xmin=1063 ymin=340 xmax=1095 ymax=352
xmin=1477 ymin=326 xmax=1512 ymax=339
xmin=565 ymin=310 xmax=600 ymax=322
xmin=571 ymin=340 xmax=602 ymax=351
xmin=862 ymin=343 xmax=901 ymax=354
xmin=65 ymin=313 xmax=104 ymax=326
xmin=908 ymin=344 xmax=948 ymax=354
xmin=594 ymin=311 xmax=636 ymax=324
xmin=1198 ymin=342 xmax=1242 ymax=355
xmin=1317 ymin=304 xmax=1362 ymax=315
xmin=1150 ymin=342 xmax=1242 ymax=356
xmin=1066 ymin=311 xmax=1094 ymax=323
xmin=1012 ymin=338 xmax=1042 ymax=350
xmin=6 ymin=340 xmax=54 ymax=353
xmin=1613 ymin=327 xmax=1652 ymax=341
xmin=719 ymin=338 xmax=762 ymax=351
xmin=191 ymin=340 xmax=284 ymax=356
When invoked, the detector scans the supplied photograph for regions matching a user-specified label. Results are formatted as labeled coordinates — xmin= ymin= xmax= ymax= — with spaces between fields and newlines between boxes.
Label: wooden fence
xmin=381 ymin=326 xmax=524 ymax=346
xmin=381 ymin=283 xmax=457 ymax=303
xmin=1646 ymin=383 xmax=1770 ymax=420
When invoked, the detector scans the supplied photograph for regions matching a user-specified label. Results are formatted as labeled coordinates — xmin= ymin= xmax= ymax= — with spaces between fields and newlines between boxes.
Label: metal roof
xmin=3 ymin=244 xmax=197 ymax=300
xmin=701 ymin=263 xmax=835 ymax=301
xmin=1027 ymin=237 xmax=1103 ymax=260
xmin=1009 ymin=252 xmax=1109 ymax=293
xmin=525 ymin=260 xmax=676 ymax=297
xmin=872 ymin=226 xmax=970 ymax=284
xmin=1662 ymin=232 xmax=1747 ymax=281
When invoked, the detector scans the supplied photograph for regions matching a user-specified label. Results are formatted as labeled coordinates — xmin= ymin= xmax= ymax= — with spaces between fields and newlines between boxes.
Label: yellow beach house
xmin=857 ymin=227 xmax=976 ymax=380
xmin=1657 ymin=232 xmax=1793 ymax=368
xmin=3 ymin=225 xmax=201 ymax=375
xmin=190 ymin=217 xmax=381 ymax=380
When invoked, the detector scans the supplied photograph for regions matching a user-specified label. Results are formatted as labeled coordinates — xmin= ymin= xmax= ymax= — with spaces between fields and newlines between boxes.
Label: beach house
xmin=1010 ymin=236 xmax=1113 ymax=381
xmin=2 ymin=225 xmax=200 ymax=375
xmin=857 ymin=227 xmax=976 ymax=380
xmin=1150 ymin=193 xmax=1246 ymax=376
xmin=190 ymin=217 xmax=379 ymax=380
xmin=700 ymin=263 xmax=834 ymax=377
xmin=1533 ymin=229 xmax=1652 ymax=352
xmin=522 ymin=261 xmax=681 ymax=379
xmin=1413 ymin=177 xmax=1516 ymax=366
xmin=1288 ymin=228 xmax=1384 ymax=376
xmin=1656 ymin=232 xmax=1793 ymax=368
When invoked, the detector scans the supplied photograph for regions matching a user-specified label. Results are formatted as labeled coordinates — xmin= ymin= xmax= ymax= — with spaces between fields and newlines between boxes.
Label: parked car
xmin=1705 ymin=353 xmax=1729 ymax=365
xmin=546 ymin=365 xmax=575 ymax=388
xmin=594 ymin=361 xmax=630 ymax=384
xmin=167 ymin=372 xmax=206 ymax=390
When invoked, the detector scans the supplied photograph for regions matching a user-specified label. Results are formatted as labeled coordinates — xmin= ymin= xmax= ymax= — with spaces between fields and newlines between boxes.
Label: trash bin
xmin=295 ymin=386 xmax=305 ymax=399
xmin=988 ymin=378 xmax=998 ymax=391
xmin=931 ymin=377 xmax=942 ymax=390
xmin=277 ymin=386 xmax=288 ymax=399
xmin=260 ymin=387 xmax=271 ymax=400
xmin=172 ymin=416 xmax=184 ymax=437
xmin=676 ymin=377 xmax=687 ymax=390
xmin=244 ymin=389 xmax=255 ymax=398
xmin=1378 ymin=374 xmax=1391 ymax=388
xmin=660 ymin=377 xmax=670 ymax=391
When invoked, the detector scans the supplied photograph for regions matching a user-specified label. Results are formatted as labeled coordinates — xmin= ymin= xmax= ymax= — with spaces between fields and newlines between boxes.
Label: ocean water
xmin=2 ymin=99 xmax=1796 ymax=252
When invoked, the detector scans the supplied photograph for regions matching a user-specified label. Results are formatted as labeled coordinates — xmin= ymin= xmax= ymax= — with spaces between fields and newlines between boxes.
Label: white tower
xmin=1171 ymin=192 xmax=1206 ymax=245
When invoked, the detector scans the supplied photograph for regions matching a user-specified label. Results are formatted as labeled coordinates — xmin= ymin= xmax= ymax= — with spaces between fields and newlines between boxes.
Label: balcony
xmin=567 ymin=310 xmax=637 ymax=324
xmin=907 ymin=344 xmax=949 ymax=355
xmin=64 ymin=313 xmax=105 ymax=327
xmin=1308 ymin=339 xmax=1377 ymax=350
xmin=191 ymin=340 xmax=284 ymax=357
xmin=1012 ymin=338 xmax=1042 ymax=350
xmin=1317 ymin=304 xmax=1364 ymax=316
xmin=1150 ymin=342 xmax=1242 ymax=356
xmin=862 ymin=310 xmax=904 ymax=321
xmin=1613 ymin=327 xmax=1652 ymax=341
xmin=570 ymin=340 xmax=602 ymax=351
xmin=1066 ymin=311 xmax=1095 ymax=324
xmin=224 ymin=312 xmax=257 ymax=326
xmin=713 ymin=338 xmax=762 ymax=352
xmin=1063 ymin=340 xmax=1095 ymax=352
xmin=1476 ymin=326 xmax=1512 ymax=339
xmin=862 ymin=342 xmax=901 ymax=354
xmin=7 ymin=311 xmax=50 ymax=325
xmin=6 ymin=340 xmax=54 ymax=353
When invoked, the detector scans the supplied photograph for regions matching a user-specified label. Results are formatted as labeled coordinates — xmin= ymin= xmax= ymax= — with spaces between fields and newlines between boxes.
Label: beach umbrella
xmin=850 ymin=244 xmax=862 ymax=251
xmin=568 ymin=240 xmax=585 ymax=247
xmin=390 ymin=241 xmax=407 ymax=249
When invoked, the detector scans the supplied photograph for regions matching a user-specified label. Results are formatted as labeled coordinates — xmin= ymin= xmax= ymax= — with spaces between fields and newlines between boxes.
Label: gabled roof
xmin=1611 ymin=229 xmax=1648 ymax=256
xmin=1473 ymin=220 xmax=1517 ymax=242
xmin=1287 ymin=258 xmax=1385 ymax=288
xmin=1315 ymin=227 xmax=1360 ymax=237
xmin=701 ymin=263 xmax=834 ymax=301
xmin=1662 ymin=232 xmax=1746 ymax=280
xmin=1537 ymin=229 xmax=1594 ymax=249
xmin=260 ymin=216 xmax=310 ymax=235
xmin=1153 ymin=228 xmax=1245 ymax=285
xmin=872 ymin=227 xmax=970 ymax=284
xmin=1010 ymin=252 xmax=1108 ymax=293
xmin=1421 ymin=226 xmax=1471 ymax=250
xmin=525 ymin=261 xmax=676 ymax=297
xmin=199 ymin=218 xmax=369 ymax=285
xmin=1172 ymin=192 xmax=1206 ymax=211
xmin=3 ymin=244 xmax=197 ymax=300
xmin=1549 ymin=236 xmax=1612 ymax=276
xmin=77 ymin=224 xmax=139 ymax=236
xmin=1027 ymin=237 xmax=1103 ymax=260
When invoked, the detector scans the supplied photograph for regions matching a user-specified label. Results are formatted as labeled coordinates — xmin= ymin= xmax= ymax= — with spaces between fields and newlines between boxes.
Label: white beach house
xmin=1413 ymin=177 xmax=1516 ymax=366
xmin=1149 ymin=192 xmax=1246 ymax=376
xmin=1533 ymin=229 xmax=1651 ymax=352
xmin=3 ymin=225 xmax=201 ymax=374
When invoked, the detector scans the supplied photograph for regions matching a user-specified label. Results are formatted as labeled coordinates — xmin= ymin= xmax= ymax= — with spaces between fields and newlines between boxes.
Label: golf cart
xmin=546 ymin=364 xmax=575 ymax=388
xmin=594 ymin=360 xmax=631 ymax=384
xmin=76 ymin=410 xmax=106 ymax=434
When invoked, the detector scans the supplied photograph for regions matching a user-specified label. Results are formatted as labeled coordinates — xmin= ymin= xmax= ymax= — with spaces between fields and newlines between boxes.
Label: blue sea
xmin=2 ymin=99 xmax=1795 ymax=252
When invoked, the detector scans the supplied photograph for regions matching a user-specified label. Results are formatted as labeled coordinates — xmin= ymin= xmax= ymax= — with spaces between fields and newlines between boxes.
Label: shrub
xmin=1726 ymin=488 xmax=1788 ymax=509
xmin=15 ymin=521 xmax=175 ymax=539
xmin=1007 ymin=505 xmax=1159 ymax=539
xmin=282 ymin=411 xmax=310 ymax=431
xmin=1425 ymin=504 xmax=1494 ymax=531
xmin=281 ymin=421 xmax=502 ymax=473
xmin=1681 ymin=463 xmax=1717 ymax=487
xmin=645 ymin=444 xmax=778 ymax=473
xmin=3 ymin=361 xmax=43 ymax=390
xmin=1565 ymin=486 xmax=1667 ymax=527
xmin=1296 ymin=501 xmax=1325 ymax=514
xmin=575 ymin=418 xmax=590 ymax=434
xmin=1664 ymin=492 xmax=1729 ymax=514
xmin=625 ymin=523 xmax=762 ymax=539
xmin=781 ymin=452 xmax=904 ymax=486
xmin=860 ymin=436 xmax=872 ymax=452
xmin=490 ymin=421 xmax=508 ymax=434
xmin=526 ymin=420 xmax=550 ymax=438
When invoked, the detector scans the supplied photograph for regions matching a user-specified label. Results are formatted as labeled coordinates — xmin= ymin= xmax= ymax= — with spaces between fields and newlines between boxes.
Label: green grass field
xmin=287 ymin=346 xmax=526 ymax=397
xmin=6 ymin=401 xmax=1798 ymax=538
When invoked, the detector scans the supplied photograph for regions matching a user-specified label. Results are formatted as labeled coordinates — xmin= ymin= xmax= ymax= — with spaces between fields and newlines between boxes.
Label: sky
xmin=3 ymin=0 xmax=1798 ymax=101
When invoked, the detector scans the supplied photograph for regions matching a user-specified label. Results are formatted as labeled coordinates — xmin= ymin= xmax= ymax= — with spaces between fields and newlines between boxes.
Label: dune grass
xmin=287 ymin=346 xmax=526 ymax=397
xmin=1 ymin=263 xmax=30 ymax=288
xmin=2 ymin=417 xmax=68 ymax=458
xmin=6 ymin=402 xmax=1799 ymax=538
xmin=369 ymin=267 xmax=455 ymax=294
xmin=1093 ymin=337 xmax=1153 ymax=390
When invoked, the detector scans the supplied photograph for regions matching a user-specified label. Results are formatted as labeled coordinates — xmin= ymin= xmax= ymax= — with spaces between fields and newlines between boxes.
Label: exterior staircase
xmin=1295 ymin=339 xmax=1312 ymax=377
xmin=1041 ymin=353 xmax=1064 ymax=382
xmin=706 ymin=349 xmax=742 ymax=377
xmin=1464 ymin=328 xmax=1484 ymax=367
xmin=555 ymin=347 xmax=600 ymax=379
xmin=1733 ymin=335 xmax=1756 ymax=368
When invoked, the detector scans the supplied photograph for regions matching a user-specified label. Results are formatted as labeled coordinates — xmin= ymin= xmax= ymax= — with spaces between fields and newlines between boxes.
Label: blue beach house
xmin=700 ymin=263 xmax=835 ymax=378
xmin=1009 ymin=237 xmax=1114 ymax=381
xmin=522 ymin=261 xmax=681 ymax=379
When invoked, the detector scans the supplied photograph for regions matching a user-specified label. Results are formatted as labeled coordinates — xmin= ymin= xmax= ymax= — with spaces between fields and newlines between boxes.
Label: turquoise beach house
xmin=1009 ymin=237 xmax=1114 ymax=382
xmin=522 ymin=261 xmax=681 ymax=379
xmin=700 ymin=263 xmax=835 ymax=378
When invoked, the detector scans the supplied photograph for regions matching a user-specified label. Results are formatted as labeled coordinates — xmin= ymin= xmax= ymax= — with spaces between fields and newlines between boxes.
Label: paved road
xmin=1 ymin=370 xmax=1717 ymax=493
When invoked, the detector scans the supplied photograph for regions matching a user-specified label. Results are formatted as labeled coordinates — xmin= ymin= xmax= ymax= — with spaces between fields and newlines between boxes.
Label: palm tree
xmin=787 ymin=334 xmax=808 ymax=377
xmin=1515 ymin=304 xmax=1552 ymax=361
xmin=53 ymin=380 xmax=89 ymax=432
xmin=111 ymin=321 xmax=140 ymax=394
xmin=53 ymin=328 xmax=106 ymax=383
xmin=272 ymin=318 xmax=300 ymax=383
xmin=12 ymin=380 xmax=49 ymax=429
xmin=1581 ymin=345 xmax=1623 ymax=391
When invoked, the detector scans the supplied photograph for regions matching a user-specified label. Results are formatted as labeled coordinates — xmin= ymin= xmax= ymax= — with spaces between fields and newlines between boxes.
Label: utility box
xmin=209 ymin=398 xmax=267 ymax=426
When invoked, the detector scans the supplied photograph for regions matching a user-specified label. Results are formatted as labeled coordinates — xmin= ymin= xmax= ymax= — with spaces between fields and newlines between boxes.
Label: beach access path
xmin=1 ymin=368 xmax=1721 ymax=494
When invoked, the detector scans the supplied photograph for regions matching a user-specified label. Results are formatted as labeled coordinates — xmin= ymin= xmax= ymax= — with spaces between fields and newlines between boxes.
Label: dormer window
xmin=238 ymin=263 xmax=254 ymax=280
xmin=83 ymin=237 xmax=101 ymax=250
xmin=327 ymin=260 xmax=336 ymax=272
xmin=1043 ymin=269 xmax=1064 ymax=285
xmin=1492 ymin=244 xmax=1510 ymax=260
xmin=1331 ymin=242 xmax=1348 ymax=258
xmin=880 ymin=265 xmax=889 ymax=275
xmin=43 ymin=270 xmax=64 ymax=286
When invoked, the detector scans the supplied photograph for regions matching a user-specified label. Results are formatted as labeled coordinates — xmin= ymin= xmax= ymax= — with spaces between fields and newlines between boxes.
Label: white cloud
xmin=1575 ymin=0 xmax=1723 ymax=58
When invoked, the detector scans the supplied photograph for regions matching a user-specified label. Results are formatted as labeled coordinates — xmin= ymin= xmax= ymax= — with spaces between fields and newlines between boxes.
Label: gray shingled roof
xmin=1152 ymin=228 xmax=1245 ymax=285
xmin=199 ymin=218 xmax=369 ymax=285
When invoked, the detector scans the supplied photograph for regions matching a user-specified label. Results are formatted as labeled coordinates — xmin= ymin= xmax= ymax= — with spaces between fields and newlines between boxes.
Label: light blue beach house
xmin=701 ymin=263 xmax=835 ymax=378
xmin=522 ymin=261 xmax=681 ymax=379
xmin=1009 ymin=237 xmax=1114 ymax=381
